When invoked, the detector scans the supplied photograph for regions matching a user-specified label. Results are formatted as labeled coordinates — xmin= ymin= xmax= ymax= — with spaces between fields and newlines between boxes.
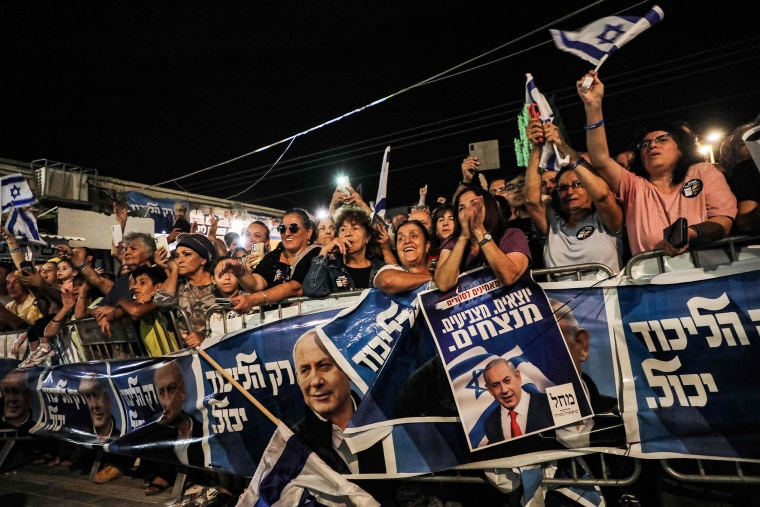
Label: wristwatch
xmin=478 ymin=233 xmax=493 ymax=247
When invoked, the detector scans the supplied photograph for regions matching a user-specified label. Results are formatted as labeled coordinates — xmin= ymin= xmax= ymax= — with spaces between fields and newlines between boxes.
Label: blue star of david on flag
xmin=550 ymin=5 xmax=664 ymax=67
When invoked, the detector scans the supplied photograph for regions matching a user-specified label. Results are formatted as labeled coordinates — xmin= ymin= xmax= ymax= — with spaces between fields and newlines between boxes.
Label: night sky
xmin=2 ymin=1 xmax=759 ymax=214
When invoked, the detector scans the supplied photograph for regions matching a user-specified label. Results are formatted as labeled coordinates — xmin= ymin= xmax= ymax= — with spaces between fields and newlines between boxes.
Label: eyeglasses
xmin=557 ymin=181 xmax=584 ymax=193
xmin=504 ymin=182 xmax=526 ymax=193
xmin=636 ymin=133 xmax=672 ymax=151
xmin=277 ymin=223 xmax=302 ymax=234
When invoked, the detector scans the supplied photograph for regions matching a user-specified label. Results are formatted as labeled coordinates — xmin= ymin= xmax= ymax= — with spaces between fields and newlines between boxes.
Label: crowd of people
xmin=1 ymin=69 xmax=759 ymax=506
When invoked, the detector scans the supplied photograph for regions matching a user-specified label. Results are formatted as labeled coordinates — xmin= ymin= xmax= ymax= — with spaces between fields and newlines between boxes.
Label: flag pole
xmin=196 ymin=346 xmax=281 ymax=426
xmin=580 ymin=54 xmax=608 ymax=89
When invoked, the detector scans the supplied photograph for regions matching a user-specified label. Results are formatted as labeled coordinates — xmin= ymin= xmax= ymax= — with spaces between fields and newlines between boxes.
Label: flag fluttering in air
xmin=0 ymin=173 xmax=45 ymax=245
xmin=550 ymin=5 xmax=664 ymax=70
xmin=525 ymin=74 xmax=569 ymax=171
xmin=236 ymin=422 xmax=380 ymax=507
xmin=373 ymin=146 xmax=390 ymax=219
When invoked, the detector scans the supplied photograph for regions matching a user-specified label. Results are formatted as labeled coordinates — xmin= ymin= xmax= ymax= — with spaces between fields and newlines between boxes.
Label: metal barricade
xmin=661 ymin=458 xmax=760 ymax=485
xmin=53 ymin=306 xmax=188 ymax=363
xmin=532 ymin=262 xmax=617 ymax=283
xmin=623 ymin=234 xmax=760 ymax=279
xmin=0 ymin=328 xmax=28 ymax=360
xmin=205 ymin=290 xmax=366 ymax=339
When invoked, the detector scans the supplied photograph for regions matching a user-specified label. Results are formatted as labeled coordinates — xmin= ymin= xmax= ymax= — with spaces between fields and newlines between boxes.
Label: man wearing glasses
xmin=488 ymin=166 xmax=546 ymax=270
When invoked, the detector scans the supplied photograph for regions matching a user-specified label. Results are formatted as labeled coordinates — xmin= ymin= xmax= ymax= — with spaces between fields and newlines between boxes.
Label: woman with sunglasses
xmin=524 ymin=118 xmax=624 ymax=280
xmin=577 ymin=70 xmax=736 ymax=256
xmin=231 ymin=208 xmax=320 ymax=312
xmin=303 ymin=206 xmax=390 ymax=297
xmin=434 ymin=185 xmax=530 ymax=292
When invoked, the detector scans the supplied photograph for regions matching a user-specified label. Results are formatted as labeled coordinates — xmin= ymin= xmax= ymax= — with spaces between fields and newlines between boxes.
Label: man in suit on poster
xmin=483 ymin=358 xmax=554 ymax=445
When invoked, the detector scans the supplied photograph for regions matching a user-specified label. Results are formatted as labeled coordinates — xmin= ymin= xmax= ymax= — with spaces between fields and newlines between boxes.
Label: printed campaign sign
xmin=418 ymin=267 xmax=591 ymax=451
xmin=617 ymin=268 xmax=760 ymax=459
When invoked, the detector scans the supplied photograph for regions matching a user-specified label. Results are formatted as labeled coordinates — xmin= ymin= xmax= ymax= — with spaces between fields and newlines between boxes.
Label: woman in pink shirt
xmin=577 ymin=70 xmax=737 ymax=257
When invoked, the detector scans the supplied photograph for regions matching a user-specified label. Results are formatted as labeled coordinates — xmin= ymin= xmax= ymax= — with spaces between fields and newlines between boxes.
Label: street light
xmin=698 ymin=129 xmax=724 ymax=164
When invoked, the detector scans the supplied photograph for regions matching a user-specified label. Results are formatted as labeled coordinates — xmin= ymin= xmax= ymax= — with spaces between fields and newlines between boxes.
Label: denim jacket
xmin=303 ymin=254 xmax=386 ymax=297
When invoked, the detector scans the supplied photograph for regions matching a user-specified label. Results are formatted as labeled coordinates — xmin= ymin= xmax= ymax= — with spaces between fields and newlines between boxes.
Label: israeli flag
xmin=236 ymin=422 xmax=380 ymax=506
xmin=1 ymin=173 xmax=36 ymax=211
xmin=373 ymin=146 xmax=390 ymax=218
xmin=525 ymin=73 xmax=568 ymax=171
xmin=550 ymin=5 xmax=665 ymax=67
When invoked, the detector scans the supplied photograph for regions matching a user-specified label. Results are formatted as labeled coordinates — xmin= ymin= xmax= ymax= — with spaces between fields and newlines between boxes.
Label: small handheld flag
xmin=525 ymin=74 xmax=569 ymax=170
xmin=550 ymin=5 xmax=665 ymax=88
xmin=373 ymin=146 xmax=390 ymax=219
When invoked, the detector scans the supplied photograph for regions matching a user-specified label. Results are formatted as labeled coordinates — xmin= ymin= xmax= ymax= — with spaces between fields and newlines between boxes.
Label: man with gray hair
xmin=57 ymin=232 xmax=156 ymax=342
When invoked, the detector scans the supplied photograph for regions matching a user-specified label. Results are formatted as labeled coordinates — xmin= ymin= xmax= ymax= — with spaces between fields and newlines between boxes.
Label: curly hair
xmin=334 ymin=205 xmax=383 ymax=259
xmin=628 ymin=120 xmax=703 ymax=186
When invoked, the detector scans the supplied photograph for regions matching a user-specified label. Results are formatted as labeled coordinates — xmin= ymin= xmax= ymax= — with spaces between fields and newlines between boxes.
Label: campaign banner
xmin=418 ymin=267 xmax=591 ymax=451
xmin=3 ymin=266 xmax=760 ymax=479
xmin=318 ymin=287 xmax=421 ymax=394
xmin=617 ymin=269 xmax=760 ymax=459
xmin=126 ymin=192 xmax=189 ymax=234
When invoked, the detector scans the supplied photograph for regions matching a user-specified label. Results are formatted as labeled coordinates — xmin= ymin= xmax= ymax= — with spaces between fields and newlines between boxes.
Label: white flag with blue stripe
xmin=1 ymin=173 xmax=45 ymax=245
xmin=1 ymin=173 xmax=36 ymax=211
xmin=525 ymin=73 xmax=568 ymax=171
xmin=236 ymin=422 xmax=380 ymax=507
xmin=373 ymin=146 xmax=390 ymax=219
xmin=550 ymin=5 xmax=665 ymax=67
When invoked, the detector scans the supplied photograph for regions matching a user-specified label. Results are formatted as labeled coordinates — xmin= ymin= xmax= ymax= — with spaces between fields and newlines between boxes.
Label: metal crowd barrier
xmin=623 ymin=234 xmax=760 ymax=279
xmin=532 ymin=262 xmax=617 ymax=283
xmin=661 ymin=458 xmax=760 ymax=485
xmin=52 ymin=306 xmax=188 ymax=363
xmin=0 ymin=328 xmax=28 ymax=360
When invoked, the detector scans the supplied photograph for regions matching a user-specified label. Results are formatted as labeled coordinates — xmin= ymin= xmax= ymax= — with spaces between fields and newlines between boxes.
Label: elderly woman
xmin=303 ymin=206 xmax=388 ymax=297
xmin=315 ymin=216 xmax=336 ymax=246
xmin=374 ymin=219 xmax=434 ymax=294
xmin=434 ymin=185 xmax=531 ymax=292
xmin=231 ymin=208 xmax=320 ymax=312
xmin=524 ymin=118 xmax=624 ymax=279
xmin=577 ymin=70 xmax=737 ymax=257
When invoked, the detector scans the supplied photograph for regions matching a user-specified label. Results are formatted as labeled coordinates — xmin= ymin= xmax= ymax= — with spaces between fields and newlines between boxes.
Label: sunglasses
xmin=277 ymin=223 xmax=302 ymax=234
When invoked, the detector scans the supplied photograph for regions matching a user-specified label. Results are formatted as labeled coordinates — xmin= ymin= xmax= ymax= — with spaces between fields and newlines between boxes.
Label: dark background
xmin=2 ymin=1 xmax=759 ymax=214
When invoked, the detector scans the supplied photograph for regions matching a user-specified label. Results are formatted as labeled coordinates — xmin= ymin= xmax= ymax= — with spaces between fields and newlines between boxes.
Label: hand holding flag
xmin=525 ymin=74 xmax=569 ymax=170
xmin=550 ymin=5 xmax=665 ymax=88
xmin=0 ymin=173 xmax=46 ymax=246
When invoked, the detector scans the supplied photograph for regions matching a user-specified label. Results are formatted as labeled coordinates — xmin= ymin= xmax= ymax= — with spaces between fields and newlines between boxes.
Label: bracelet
xmin=259 ymin=291 xmax=269 ymax=306
xmin=689 ymin=224 xmax=703 ymax=245
xmin=74 ymin=262 xmax=88 ymax=271
xmin=51 ymin=317 xmax=65 ymax=324
xmin=9 ymin=247 xmax=22 ymax=253
xmin=569 ymin=157 xmax=586 ymax=170
xmin=584 ymin=119 xmax=604 ymax=130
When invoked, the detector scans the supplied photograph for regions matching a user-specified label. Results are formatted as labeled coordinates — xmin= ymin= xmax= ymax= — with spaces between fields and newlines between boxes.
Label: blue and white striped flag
xmin=373 ymin=146 xmax=390 ymax=219
xmin=1 ymin=173 xmax=36 ymax=211
xmin=6 ymin=208 xmax=45 ymax=245
xmin=525 ymin=74 xmax=568 ymax=171
xmin=550 ymin=5 xmax=665 ymax=68
xmin=1 ymin=173 xmax=45 ymax=245
xmin=236 ymin=422 xmax=380 ymax=507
